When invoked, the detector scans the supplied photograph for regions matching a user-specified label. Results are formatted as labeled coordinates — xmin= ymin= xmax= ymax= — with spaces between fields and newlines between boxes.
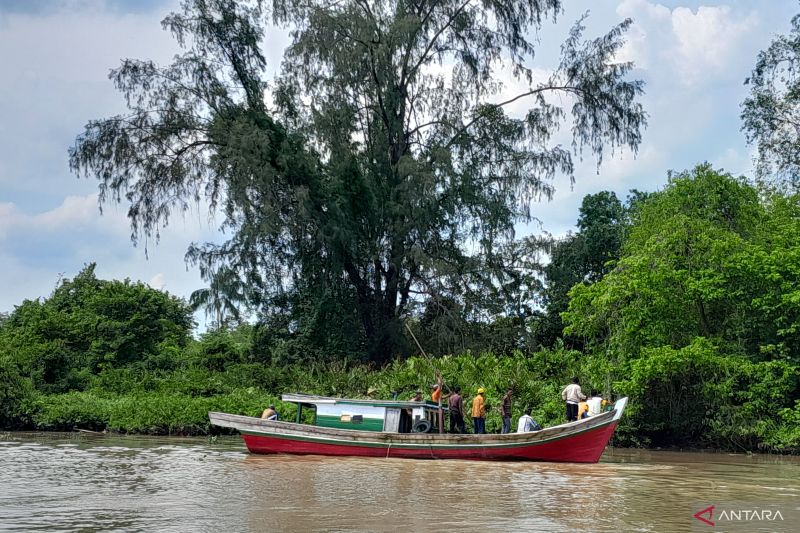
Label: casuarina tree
xmin=70 ymin=0 xmax=646 ymax=363
xmin=742 ymin=7 xmax=800 ymax=189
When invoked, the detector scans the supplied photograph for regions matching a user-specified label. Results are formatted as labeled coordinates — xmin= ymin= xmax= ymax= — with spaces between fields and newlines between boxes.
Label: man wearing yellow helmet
xmin=471 ymin=387 xmax=486 ymax=434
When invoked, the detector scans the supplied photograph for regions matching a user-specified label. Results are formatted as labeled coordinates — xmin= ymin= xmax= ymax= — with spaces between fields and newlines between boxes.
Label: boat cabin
xmin=281 ymin=393 xmax=448 ymax=433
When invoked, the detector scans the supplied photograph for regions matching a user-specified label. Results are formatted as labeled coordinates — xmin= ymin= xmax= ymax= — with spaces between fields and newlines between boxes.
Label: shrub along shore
xmin=3 ymin=348 xmax=798 ymax=453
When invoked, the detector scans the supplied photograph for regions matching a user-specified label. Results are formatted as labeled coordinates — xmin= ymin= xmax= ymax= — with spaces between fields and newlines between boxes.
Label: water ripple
xmin=0 ymin=433 xmax=797 ymax=532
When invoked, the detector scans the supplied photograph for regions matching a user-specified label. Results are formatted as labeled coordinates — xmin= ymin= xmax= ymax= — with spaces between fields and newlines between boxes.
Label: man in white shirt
xmin=587 ymin=391 xmax=603 ymax=417
xmin=517 ymin=408 xmax=541 ymax=432
xmin=561 ymin=377 xmax=586 ymax=422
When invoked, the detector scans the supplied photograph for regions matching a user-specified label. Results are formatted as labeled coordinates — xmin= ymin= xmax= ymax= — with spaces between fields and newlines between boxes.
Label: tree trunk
xmin=343 ymin=259 xmax=406 ymax=364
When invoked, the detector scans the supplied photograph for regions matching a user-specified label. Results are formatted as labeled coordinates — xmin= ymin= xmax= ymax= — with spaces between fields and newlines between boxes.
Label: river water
xmin=0 ymin=432 xmax=797 ymax=532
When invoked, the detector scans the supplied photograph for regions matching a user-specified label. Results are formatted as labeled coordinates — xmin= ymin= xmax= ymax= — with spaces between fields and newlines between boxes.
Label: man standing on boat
xmin=561 ymin=377 xmax=586 ymax=422
xmin=430 ymin=383 xmax=442 ymax=403
xmin=472 ymin=388 xmax=486 ymax=434
xmin=500 ymin=387 xmax=514 ymax=434
xmin=448 ymin=386 xmax=465 ymax=433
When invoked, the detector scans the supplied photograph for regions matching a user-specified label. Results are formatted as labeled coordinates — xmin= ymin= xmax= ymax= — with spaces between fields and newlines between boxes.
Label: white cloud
xmin=617 ymin=0 xmax=758 ymax=86
xmin=35 ymin=194 xmax=103 ymax=230
xmin=615 ymin=0 xmax=670 ymax=68
xmin=671 ymin=6 xmax=758 ymax=84
xmin=148 ymin=272 xmax=166 ymax=290
xmin=0 ymin=191 xmax=221 ymax=314
xmin=0 ymin=193 xmax=135 ymax=239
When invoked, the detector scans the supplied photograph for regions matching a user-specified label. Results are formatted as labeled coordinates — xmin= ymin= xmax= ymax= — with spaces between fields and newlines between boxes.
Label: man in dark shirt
xmin=501 ymin=387 xmax=514 ymax=434
xmin=447 ymin=386 xmax=465 ymax=434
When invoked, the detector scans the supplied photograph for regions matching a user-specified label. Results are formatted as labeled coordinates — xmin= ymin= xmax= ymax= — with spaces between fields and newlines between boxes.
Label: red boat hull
xmin=241 ymin=421 xmax=618 ymax=463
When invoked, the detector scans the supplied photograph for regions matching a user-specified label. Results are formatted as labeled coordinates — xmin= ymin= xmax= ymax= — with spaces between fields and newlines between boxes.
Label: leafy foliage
xmin=561 ymin=165 xmax=800 ymax=450
xmin=615 ymin=339 xmax=798 ymax=450
xmin=537 ymin=191 xmax=627 ymax=348
xmin=0 ymin=360 xmax=35 ymax=428
xmin=564 ymin=164 xmax=800 ymax=361
xmin=0 ymin=264 xmax=193 ymax=392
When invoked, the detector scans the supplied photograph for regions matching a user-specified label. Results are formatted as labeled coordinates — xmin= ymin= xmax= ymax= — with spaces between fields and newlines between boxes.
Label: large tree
xmin=742 ymin=7 xmax=800 ymax=189
xmin=537 ymin=190 xmax=626 ymax=348
xmin=564 ymin=164 xmax=800 ymax=364
xmin=70 ymin=0 xmax=645 ymax=363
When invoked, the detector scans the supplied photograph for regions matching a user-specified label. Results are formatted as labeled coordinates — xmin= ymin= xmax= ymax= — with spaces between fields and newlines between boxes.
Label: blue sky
xmin=0 ymin=0 xmax=797 ymax=322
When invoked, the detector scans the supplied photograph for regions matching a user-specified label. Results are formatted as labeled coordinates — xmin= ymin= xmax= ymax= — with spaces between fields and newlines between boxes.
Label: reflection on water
xmin=0 ymin=433 xmax=798 ymax=532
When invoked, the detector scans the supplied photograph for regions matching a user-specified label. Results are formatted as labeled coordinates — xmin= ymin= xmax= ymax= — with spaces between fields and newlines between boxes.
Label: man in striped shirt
xmin=500 ymin=387 xmax=514 ymax=434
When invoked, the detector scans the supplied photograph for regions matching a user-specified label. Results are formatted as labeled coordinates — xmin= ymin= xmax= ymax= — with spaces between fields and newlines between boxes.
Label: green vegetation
xmin=0 ymin=263 xmax=192 ymax=393
xmin=563 ymin=165 xmax=800 ymax=451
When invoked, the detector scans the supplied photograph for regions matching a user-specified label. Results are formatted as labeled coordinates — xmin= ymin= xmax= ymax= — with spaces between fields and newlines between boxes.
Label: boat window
xmin=297 ymin=403 xmax=316 ymax=424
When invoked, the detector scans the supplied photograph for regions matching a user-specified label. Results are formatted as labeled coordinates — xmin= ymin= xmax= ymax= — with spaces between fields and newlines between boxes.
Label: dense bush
xmin=0 ymin=361 xmax=36 ymax=428
xmin=32 ymin=389 xmax=282 ymax=435
xmin=0 ymin=264 xmax=193 ymax=393
xmin=1 ymin=343 xmax=797 ymax=452
xmin=612 ymin=339 xmax=798 ymax=450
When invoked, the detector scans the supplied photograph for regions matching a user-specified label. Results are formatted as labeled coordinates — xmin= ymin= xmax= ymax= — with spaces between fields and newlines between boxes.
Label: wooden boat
xmin=209 ymin=394 xmax=628 ymax=463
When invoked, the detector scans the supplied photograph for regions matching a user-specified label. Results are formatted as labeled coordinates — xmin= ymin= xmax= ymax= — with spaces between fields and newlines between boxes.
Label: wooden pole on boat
xmin=405 ymin=322 xmax=445 ymax=434
xmin=435 ymin=372 xmax=444 ymax=434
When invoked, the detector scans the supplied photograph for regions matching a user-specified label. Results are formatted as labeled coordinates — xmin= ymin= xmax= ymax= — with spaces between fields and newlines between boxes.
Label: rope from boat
xmin=385 ymin=440 xmax=392 ymax=458
xmin=404 ymin=322 xmax=450 ymax=394
xmin=405 ymin=321 xmax=448 ymax=435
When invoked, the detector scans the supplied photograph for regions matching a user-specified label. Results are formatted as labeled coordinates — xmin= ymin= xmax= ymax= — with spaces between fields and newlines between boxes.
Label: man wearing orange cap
xmin=471 ymin=388 xmax=486 ymax=434
xmin=430 ymin=383 xmax=442 ymax=403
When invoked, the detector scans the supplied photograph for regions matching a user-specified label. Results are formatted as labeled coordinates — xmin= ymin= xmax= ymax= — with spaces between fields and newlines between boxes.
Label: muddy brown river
xmin=0 ymin=432 xmax=797 ymax=532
